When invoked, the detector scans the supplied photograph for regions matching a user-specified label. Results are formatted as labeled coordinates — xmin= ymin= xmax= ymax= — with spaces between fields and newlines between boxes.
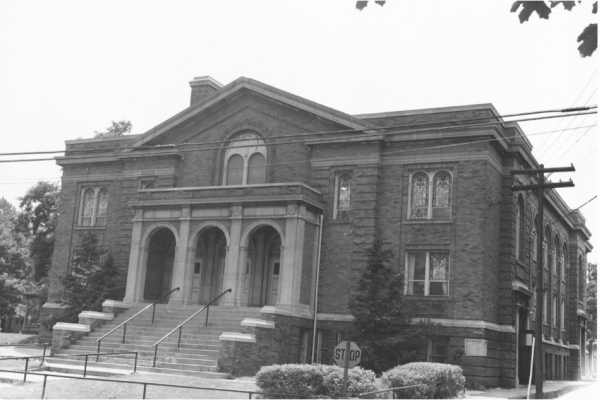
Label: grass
xmin=0 ymin=372 xmax=259 ymax=399
xmin=0 ymin=333 xmax=38 ymax=345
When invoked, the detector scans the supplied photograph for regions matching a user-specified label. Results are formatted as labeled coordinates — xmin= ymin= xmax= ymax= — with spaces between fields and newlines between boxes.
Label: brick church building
xmin=42 ymin=76 xmax=592 ymax=387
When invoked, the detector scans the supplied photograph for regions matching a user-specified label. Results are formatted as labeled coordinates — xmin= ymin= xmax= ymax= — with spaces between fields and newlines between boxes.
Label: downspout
xmin=311 ymin=214 xmax=325 ymax=364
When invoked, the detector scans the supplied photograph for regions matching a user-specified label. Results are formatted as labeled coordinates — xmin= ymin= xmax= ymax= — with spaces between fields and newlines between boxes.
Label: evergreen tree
xmin=348 ymin=239 xmax=441 ymax=373
xmin=54 ymin=231 xmax=120 ymax=324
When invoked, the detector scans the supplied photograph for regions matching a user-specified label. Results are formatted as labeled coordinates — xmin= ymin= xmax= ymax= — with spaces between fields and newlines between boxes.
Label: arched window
xmin=516 ymin=196 xmax=525 ymax=261
xmin=543 ymin=227 xmax=550 ymax=270
xmin=561 ymin=299 xmax=565 ymax=331
xmin=552 ymin=294 xmax=557 ymax=327
xmin=334 ymin=173 xmax=353 ymax=220
xmin=79 ymin=186 xmax=109 ymax=226
xmin=409 ymin=170 xmax=452 ymax=220
xmin=223 ymin=133 xmax=267 ymax=186
xmin=552 ymin=235 xmax=559 ymax=275
xmin=561 ymin=243 xmax=567 ymax=280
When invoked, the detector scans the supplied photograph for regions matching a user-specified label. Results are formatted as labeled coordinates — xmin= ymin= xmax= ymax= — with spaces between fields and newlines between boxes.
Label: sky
xmin=0 ymin=0 xmax=597 ymax=261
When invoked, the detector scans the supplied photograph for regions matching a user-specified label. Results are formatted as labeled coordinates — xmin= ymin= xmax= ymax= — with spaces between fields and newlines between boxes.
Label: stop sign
xmin=333 ymin=341 xmax=361 ymax=368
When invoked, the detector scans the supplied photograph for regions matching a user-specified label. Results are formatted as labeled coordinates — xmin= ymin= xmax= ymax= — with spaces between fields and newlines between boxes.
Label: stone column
xmin=182 ymin=246 xmax=197 ymax=305
xmin=221 ymin=206 xmax=243 ymax=306
xmin=170 ymin=206 xmax=191 ymax=305
xmin=124 ymin=210 xmax=144 ymax=303
xmin=277 ymin=204 xmax=305 ymax=313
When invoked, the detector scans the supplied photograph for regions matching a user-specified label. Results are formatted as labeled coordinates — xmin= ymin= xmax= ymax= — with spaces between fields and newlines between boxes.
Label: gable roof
xmin=124 ymin=77 xmax=379 ymax=151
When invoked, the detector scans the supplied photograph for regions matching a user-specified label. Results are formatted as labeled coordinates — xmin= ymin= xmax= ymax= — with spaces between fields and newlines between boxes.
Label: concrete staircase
xmin=45 ymin=304 xmax=262 ymax=378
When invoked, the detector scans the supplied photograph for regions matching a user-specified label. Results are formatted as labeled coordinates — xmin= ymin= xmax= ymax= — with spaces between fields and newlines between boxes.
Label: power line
xmin=555 ymin=124 xmax=596 ymax=161
xmin=0 ymin=106 xmax=597 ymax=158
xmin=536 ymin=69 xmax=597 ymax=155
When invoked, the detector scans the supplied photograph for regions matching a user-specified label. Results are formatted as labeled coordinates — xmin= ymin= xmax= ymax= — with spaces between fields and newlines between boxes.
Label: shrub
xmin=381 ymin=362 xmax=466 ymax=399
xmin=255 ymin=364 xmax=328 ymax=399
xmin=321 ymin=366 xmax=385 ymax=399
xmin=255 ymin=364 xmax=385 ymax=399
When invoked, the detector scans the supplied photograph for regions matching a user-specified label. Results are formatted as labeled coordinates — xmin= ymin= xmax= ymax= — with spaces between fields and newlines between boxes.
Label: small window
xmin=408 ymin=170 xmax=452 ymax=220
xmin=578 ymin=256 xmax=584 ymax=301
xmin=142 ymin=181 xmax=155 ymax=189
xmin=429 ymin=338 xmax=449 ymax=363
xmin=552 ymin=295 xmax=557 ymax=327
xmin=299 ymin=329 xmax=308 ymax=364
xmin=516 ymin=196 xmax=525 ymax=261
xmin=334 ymin=173 xmax=353 ymax=220
xmin=406 ymin=252 xmax=449 ymax=296
xmin=78 ymin=187 xmax=109 ymax=227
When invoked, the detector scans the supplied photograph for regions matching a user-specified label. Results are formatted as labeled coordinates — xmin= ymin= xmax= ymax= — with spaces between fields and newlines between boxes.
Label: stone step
xmin=83 ymin=332 xmax=221 ymax=344
xmin=46 ymin=357 xmax=220 ymax=373
xmin=92 ymin=321 xmax=245 ymax=332
xmin=59 ymin=346 xmax=220 ymax=360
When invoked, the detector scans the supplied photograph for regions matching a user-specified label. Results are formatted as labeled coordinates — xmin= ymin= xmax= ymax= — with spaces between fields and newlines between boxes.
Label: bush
xmin=381 ymin=362 xmax=466 ymax=399
xmin=256 ymin=364 xmax=328 ymax=399
xmin=255 ymin=364 xmax=385 ymax=399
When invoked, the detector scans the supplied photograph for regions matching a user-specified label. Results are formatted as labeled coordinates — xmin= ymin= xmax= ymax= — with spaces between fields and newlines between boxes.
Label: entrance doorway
xmin=143 ymin=228 xmax=176 ymax=302
xmin=245 ymin=226 xmax=281 ymax=307
xmin=191 ymin=227 xmax=226 ymax=305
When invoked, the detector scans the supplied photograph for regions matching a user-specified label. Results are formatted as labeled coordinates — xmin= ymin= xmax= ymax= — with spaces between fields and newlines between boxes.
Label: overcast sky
xmin=0 ymin=0 xmax=597 ymax=261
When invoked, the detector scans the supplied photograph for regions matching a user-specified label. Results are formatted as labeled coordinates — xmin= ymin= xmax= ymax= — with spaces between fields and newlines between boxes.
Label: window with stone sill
xmin=78 ymin=186 xmax=109 ymax=227
xmin=333 ymin=172 xmax=353 ymax=220
xmin=405 ymin=252 xmax=449 ymax=296
xmin=223 ymin=133 xmax=266 ymax=186
xmin=408 ymin=170 xmax=452 ymax=220
xmin=428 ymin=337 xmax=449 ymax=363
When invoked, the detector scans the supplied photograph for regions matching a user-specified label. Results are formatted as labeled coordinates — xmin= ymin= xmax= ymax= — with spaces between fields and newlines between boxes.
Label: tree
xmin=0 ymin=198 xmax=32 ymax=317
xmin=347 ymin=239 xmax=441 ymax=373
xmin=587 ymin=262 xmax=597 ymax=341
xmin=44 ymin=231 xmax=120 ymax=327
xmin=94 ymin=120 xmax=132 ymax=138
xmin=15 ymin=181 xmax=60 ymax=281
xmin=356 ymin=1 xmax=598 ymax=57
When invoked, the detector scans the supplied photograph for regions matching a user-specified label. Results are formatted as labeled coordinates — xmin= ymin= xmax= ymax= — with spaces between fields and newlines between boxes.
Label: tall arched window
xmin=543 ymin=227 xmax=550 ymax=269
xmin=561 ymin=243 xmax=567 ymax=280
xmin=516 ymin=196 xmax=525 ymax=261
xmin=578 ymin=256 xmax=584 ymax=301
xmin=334 ymin=173 xmax=353 ymax=220
xmin=223 ymin=133 xmax=267 ymax=186
xmin=79 ymin=186 xmax=110 ymax=226
xmin=409 ymin=170 xmax=452 ymax=220
xmin=552 ymin=294 xmax=557 ymax=327
xmin=552 ymin=235 xmax=559 ymax=275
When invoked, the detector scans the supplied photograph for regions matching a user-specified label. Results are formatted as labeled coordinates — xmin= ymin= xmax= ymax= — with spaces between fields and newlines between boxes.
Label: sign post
xmin=333 ymin=341 xmax=361 ymax=398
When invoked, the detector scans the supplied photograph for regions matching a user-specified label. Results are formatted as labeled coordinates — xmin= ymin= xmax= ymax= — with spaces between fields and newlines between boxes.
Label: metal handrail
xmin=95 ymin=287 xmax=180 ymax=358
xmin=151 ymin=288 xmax=232 ymax=367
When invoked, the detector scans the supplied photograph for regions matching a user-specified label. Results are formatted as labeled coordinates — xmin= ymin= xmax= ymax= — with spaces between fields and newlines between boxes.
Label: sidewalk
xmin=466 ymin=379 xmax=596 ymax=399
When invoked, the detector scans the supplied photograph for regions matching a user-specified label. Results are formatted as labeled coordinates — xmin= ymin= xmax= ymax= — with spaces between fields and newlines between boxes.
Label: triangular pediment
xmin=124 ymin=77 xmax=378 ymax=151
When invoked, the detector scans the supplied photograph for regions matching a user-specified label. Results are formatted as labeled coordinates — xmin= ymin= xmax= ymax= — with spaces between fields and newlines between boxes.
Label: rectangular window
xmin=408 ymin=170 xmax=452 ymax=220
xmin=333 ymin=172 xmax=353 ymax=220
xmin=299 ymin=330 xmax=308 ymax=364
xmin=428 ymin=338 xmax=449 ymax=363
xmin=406 ymin=252 xmax=449 ymax=296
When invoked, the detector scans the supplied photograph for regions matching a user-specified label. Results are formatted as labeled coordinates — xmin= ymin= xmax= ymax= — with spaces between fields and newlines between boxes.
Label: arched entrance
xmin=143 ymin=228 xmax=176 ymax=302
xmin=191 ymin=227 xmax=227 ymax=304
xmin=245 ymin=226 xmax=282 ymax=307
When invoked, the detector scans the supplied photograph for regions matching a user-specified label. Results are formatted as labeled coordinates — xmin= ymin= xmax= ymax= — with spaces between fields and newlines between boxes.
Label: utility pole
xmin=511 ymin=164 xmax=575 ymax=398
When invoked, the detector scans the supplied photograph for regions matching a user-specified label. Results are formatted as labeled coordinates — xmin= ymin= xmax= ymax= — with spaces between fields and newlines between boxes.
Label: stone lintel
xmin=219 ymin=332 xmax=256 ymax=343
xmin=54 ymin=323 xmax=91 ymax=332
xmin=241 ymin=318 xmax=275 ymax=329
xmin=317 ymin=313 xmax=355 ymax=322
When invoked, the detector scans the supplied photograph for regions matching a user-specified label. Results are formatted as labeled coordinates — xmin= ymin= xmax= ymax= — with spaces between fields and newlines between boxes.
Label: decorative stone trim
xmin=577 ymin=309 xmax=588 ymax=318
xmin=78 ymin=311 xmax=114 ymax=320
xmin=512 ymin=280 xmax=533 ymax=297
xmin=54 ymin=323 xmax=90 ymax=332
xmin=260 ymin=305 xmax=313 ymax=320
xmin=317 ymin=313 xmax=355 ymax=322
xmin=409 ymin=318 xmax=515 ymax=333
xmin=241 ymin=318 xmax=275 ymax=329
xmin=102 ymin=300 xmax=133 ymax=308
xmin=219 ymin=332 xmax=256 ymax=343
xmin=42 ymin=303 xmax=68 ymax=309
xmin=542 ymin=338 xmax=574 ymax=350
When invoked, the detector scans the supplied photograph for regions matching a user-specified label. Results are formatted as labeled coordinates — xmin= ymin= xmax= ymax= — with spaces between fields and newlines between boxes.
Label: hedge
xmin=381 ymin=362 xmax=466 ymax=399
xmin=255 ymin=364 xmax=384 ymax=399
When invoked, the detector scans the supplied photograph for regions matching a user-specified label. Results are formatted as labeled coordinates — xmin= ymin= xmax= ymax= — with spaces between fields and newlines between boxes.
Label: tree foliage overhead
xmin=94 ymin=120 xmax=132 ymax=138
xmin=15 ymin=181 xmax=60 ymax=281
xmin=347 ymin=239 xmax=441 ymax=373
xmin=356 ymin=1 xmax=597 ymax=57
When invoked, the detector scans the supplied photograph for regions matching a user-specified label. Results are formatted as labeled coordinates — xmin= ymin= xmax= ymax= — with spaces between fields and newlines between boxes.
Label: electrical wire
xmin=0 ymin=106 xmax=597 ymax=158
xmin=0 ymin=111 xmax=596 ymax=164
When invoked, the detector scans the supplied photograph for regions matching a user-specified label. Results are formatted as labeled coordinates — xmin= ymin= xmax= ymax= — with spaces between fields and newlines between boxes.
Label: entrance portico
xmin=123 ymin=183 xmax=324 ymax=317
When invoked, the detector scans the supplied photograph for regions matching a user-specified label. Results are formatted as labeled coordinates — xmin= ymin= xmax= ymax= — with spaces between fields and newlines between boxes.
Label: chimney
xmin=189 ymin=76 xmax=223 ymax=106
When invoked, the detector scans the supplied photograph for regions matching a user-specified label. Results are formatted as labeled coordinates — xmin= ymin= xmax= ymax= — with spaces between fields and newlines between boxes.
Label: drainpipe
xmin=311 ymin=214 xmax=325 ymax=364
